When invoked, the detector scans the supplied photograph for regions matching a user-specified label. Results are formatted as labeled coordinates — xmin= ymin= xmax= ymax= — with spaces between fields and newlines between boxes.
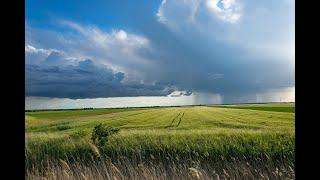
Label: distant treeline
xmin=25 ymin=107 xmax=94 ymax=112
xmin=25 ymin=101 xmax=294 ymax=112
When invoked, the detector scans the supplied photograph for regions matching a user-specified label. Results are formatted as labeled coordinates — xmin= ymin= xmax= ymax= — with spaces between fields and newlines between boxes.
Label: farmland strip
xmin=167 ymin=112 xmax=181 ymax=127
xmin=176 ymin=112 xmax=185 ymax=127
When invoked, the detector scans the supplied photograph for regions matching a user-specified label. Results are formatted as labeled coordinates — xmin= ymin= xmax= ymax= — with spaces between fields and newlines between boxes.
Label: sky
xmin=25 ymin=0 xmax=295 ymax=108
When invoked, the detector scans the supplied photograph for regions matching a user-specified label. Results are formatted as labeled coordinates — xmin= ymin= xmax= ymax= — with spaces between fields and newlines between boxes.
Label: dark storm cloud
xmin=25 ymin=51 xmax=175 ymax=99
xmin=116 ymin=0 xmax=294 ymax=99
xmin=25 ymin=0 xmax=294 ymax=101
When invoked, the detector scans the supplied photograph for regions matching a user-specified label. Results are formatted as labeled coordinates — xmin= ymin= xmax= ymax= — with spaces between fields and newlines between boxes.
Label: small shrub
xmin=91 ymin=123 xmax=119 ymax=147
xmin=70 ymin=130 xmax=88 ymax=139
xmin=56 ymin=125 xmax=71 ymax=131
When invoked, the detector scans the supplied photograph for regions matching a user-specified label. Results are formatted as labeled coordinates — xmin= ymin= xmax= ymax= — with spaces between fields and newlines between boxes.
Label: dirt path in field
xmin=176 ymin=112 xmax=185 ymax=127
xmin=166 ymin=111 xmax=185 ymax=128
xmin=167 ymin=112 xmax=181 ymax=127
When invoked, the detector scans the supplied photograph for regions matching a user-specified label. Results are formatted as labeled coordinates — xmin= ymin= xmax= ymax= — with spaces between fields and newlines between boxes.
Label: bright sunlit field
xmin=25 ymin=103 xmax=295 ymax=179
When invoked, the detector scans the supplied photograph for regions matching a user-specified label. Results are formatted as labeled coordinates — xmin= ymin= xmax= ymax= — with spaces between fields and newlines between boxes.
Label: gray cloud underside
xmin=26 ymin=54 xmax=175 ymax=99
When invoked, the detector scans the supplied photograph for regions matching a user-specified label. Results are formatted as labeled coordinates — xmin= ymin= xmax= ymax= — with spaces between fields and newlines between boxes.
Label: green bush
xmin=56 ymin=125 xmax=71 ymax=131
xmin=69 ymin=130 xmax=88 ymax=139
xmin=91 ymin=123 xmax=119 ymax=147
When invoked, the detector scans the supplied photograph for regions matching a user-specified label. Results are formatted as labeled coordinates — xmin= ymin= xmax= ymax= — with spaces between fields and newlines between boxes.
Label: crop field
xmin=212 ymin=103 xmax=295 ymax=113
xmin=25 ymin=103 xmax=295 ymax=179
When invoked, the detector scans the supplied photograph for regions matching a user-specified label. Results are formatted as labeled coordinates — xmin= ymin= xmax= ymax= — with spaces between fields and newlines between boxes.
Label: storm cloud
xmin=25 ymin=0 xmax=294 ymax=102
xmin=26 ymin=49 xmax=176 ymax=98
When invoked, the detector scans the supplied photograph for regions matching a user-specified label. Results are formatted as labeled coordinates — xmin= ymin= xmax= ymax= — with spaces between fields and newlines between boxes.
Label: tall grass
xmin=26 ymin=104 xmax=295 ymax=179
xmin=26 ymin=131 xmax=294 ymax=179
xmin=26 ymin=157 xmax=294 ymax=179
xmin=26 ymin=138 xmax=294 ymax=179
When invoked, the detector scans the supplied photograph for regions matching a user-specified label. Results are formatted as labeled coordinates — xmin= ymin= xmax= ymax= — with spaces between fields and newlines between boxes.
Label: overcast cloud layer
xmin=26 ymin=0 xmax=294 ymax=103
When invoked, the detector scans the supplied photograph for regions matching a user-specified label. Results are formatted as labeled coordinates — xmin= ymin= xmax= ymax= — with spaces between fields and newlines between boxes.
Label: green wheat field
xmin=25 ymin=103 xmax=295 ymax=179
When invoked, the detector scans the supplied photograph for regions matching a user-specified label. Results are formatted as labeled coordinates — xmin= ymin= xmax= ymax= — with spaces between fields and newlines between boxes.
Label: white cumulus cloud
xmin=206 ymin=0 xmax=242 ymax=23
